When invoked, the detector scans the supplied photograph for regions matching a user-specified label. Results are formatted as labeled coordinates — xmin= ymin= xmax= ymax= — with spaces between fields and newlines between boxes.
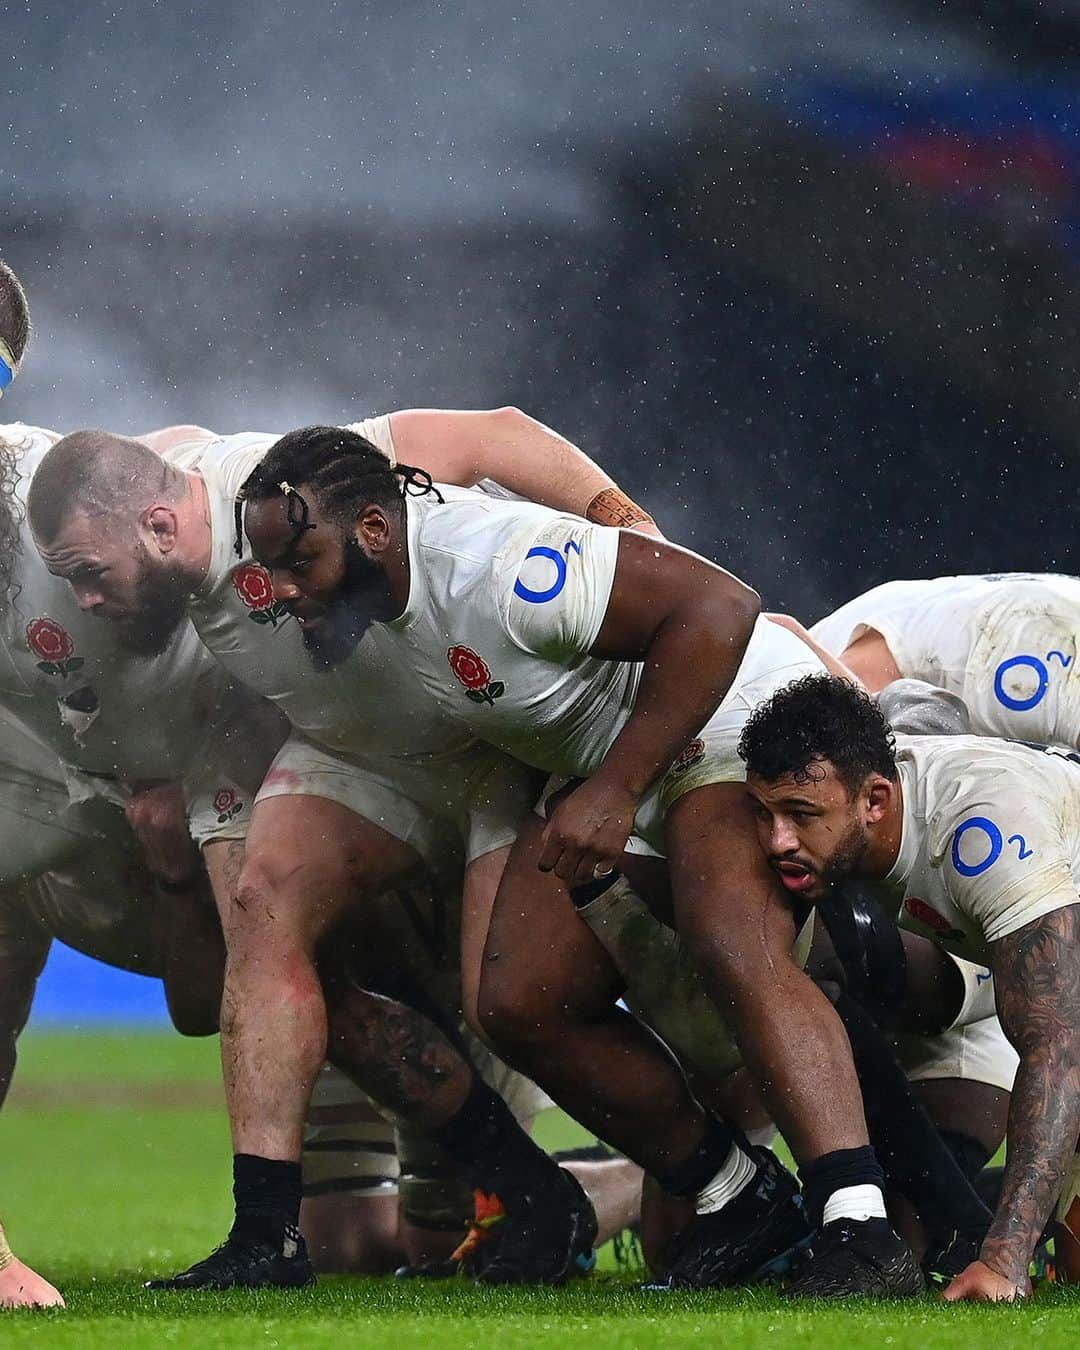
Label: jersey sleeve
xmin=342 ymin=415 xmax=396 ymax=467
xmin=942 ymin=794 xmax=1080 ymax=945
xmin=502 ymin=516 xmax=621 ymax=661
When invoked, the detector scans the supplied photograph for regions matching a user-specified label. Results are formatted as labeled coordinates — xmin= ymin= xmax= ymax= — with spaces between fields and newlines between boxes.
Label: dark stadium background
xmin=4 ymin=0 xmax=1076 ymax=1021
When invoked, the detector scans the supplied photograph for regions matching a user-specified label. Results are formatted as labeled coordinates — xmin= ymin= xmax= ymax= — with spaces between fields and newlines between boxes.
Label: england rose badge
xmin=26 ymin=617 xmax=84 ymax=678
xmin=447 ymin=645 xmax=504 ymax=706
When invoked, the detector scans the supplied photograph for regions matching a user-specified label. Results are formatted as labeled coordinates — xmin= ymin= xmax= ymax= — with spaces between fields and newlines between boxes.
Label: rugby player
xmin=29 ymin=414 xmax=703 ymax=1288
xmin=738 ymin=674 xmax=1080 ymax=1300
xmin=227 ymin=426 xmax=925 ymax=1296
xmin=804 ymin=573 xmax=1080 ymax=746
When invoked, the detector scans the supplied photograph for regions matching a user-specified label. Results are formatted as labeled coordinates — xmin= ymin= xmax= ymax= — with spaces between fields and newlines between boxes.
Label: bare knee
xmin=228 ymin=850 xmax=350 ymax=958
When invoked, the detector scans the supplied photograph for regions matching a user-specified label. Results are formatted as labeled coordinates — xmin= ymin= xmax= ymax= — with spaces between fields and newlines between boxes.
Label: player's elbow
xmin=704 ymin=578 xmax=760 ymax=641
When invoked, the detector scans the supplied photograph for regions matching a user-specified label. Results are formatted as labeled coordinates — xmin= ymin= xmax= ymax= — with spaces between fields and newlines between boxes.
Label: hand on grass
xmin=942 ymin=1259 xmax=1030 ymax=1303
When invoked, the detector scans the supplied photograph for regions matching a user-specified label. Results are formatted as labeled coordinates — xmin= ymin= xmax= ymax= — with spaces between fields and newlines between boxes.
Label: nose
xmin=769 ymin=816 xmax=800 ymax=856
xmin=270 ymin=571 xmax=299 ymax=602
xmin=73 ymin=582 xmax=104 ymax=612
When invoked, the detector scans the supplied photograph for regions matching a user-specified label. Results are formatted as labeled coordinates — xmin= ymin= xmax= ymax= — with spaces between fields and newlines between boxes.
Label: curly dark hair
xmin=737 ymin=673 xmax=898 ymax=795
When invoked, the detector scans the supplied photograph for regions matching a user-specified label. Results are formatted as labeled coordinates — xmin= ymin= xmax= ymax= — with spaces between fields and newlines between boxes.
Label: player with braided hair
xmin=230 ymin=425 xmax=936 ymax=1298
xmin=29 ymin=409 xmax=666 ymax=1289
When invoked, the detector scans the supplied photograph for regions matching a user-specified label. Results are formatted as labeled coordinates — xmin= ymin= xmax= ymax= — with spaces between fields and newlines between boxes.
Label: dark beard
xmin=113 ymin=563 xmax=190 ymax=658
xmin=301 ymin=535 xmax=391 ymax=671
xmin=821 ymin=817 xmax=871 ymax=888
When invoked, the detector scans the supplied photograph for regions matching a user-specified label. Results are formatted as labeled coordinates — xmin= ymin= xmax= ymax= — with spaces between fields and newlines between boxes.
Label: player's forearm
xmin=982 ymin=1038 xmax=1080 ymax=1283
xmin=389 ymin=406 xmax=656 ymax=526
xmin=986 ymin=909 xmax=1080 ymax=1283
xmin=594 ymin=590 xmax=759 ymax=799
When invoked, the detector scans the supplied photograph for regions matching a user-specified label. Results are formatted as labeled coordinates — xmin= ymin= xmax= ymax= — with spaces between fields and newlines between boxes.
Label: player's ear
xmin=355 ymin=503 xmax=394 ymax=555
xmin=865 ymin=776 xmax=893 ymax=824
xmin=144 ymin=505 xmax=179 ymax=555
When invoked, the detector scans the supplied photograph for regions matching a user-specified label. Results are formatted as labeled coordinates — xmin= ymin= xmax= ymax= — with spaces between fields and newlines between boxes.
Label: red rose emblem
xmin=669 ymin=737 xmax=706 ymax=777
xmin=26 ymin=617 xmax=83 ymax=677
xmin=905 ymin=896 xmax=965 ymax=942
xmin=232 ymin=563 xmax=290 ymax=626
xmin=447 ymin=645 xmax=504 ymax=706
xmin=448 ymin=645 xmax=491 ymax=691
xmin=212 ymin=785 xmax=243 ymax=823
xmin=233 ymin=563 xmax=275 ymax=611
xmin=27 ymin=617 xmax=74 ymax=662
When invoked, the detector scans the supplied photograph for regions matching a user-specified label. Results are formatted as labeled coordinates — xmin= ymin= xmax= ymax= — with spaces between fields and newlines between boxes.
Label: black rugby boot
xmin=478 ymin=1167 xmax=598 ymax=1286
xmin=145 ymin=1225 xmax=315 ymax=1291
xmin=662 ymin=1148 xmax=812 ymax=1288
xmin=783 ymin=1217 xmax=925 ymax=1298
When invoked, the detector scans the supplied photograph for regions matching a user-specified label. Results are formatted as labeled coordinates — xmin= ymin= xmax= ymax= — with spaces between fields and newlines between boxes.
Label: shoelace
xmin=450 ymin=1190 xmax=507 ymax=1265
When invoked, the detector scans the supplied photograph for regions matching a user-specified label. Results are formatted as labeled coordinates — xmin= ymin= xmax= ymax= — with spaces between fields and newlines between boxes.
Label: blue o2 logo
xmin=951 ymin=816 xmax=1034 ymax=876
xmin=951 ymin=817 xmax=1003 ymax=876
xmin=513 ymin=539 xmax=582 ymax=605
xmin=993 ymin=650 xmax=1072 ymax=711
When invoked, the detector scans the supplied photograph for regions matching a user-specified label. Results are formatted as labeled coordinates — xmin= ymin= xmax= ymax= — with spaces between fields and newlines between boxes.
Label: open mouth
xmin=772 ymin=858 xmax=817 ymax=893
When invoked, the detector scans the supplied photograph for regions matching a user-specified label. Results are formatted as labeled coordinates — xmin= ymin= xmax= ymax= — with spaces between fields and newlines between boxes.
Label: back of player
xmin=812 ymin=573 xmax=1080 ymax=747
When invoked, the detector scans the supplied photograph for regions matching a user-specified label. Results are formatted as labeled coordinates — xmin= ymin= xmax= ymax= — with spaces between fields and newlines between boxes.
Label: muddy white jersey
xmin=876 ymin=734 xmax=1080 ymax=965
xmin=0 ymin=423 xmax=265 ymax=797
xmin=166 ymin=423 xmax=477 ymax=767
xmin=383 ymin=486 xmax=636 ymax=777
xmin=811 ymin=573 xmax=1080 ymax=747
xmin=381 ymin=488 xmax=810 ymax=795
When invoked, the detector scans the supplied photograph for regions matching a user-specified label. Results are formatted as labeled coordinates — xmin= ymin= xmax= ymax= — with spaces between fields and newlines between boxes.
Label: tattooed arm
xmin=945 ymin=902 xmax=1080 ymax=1301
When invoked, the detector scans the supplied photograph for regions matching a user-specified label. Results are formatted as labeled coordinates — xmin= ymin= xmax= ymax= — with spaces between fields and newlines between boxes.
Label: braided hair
xmin=236 ymin=425 xmax=442 ymax=555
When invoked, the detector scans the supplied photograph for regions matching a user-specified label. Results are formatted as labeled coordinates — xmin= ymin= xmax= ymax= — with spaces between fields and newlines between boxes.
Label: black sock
xmin=654 ymin=1116 xmax=740 ymax=1200
xmin=832 ymin=992 xmax=991 ymax=1242
xmin=231 ymin=1153 xmax=303 ymax=1245
xmin=799 ymin=1146 xmax=885 ymax=1229
xmin=427 ymin=1073 xmax=560 ymax=1205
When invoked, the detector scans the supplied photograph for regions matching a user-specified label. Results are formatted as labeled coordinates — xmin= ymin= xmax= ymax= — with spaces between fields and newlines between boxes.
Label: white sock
xmin=695 ymin=1143 xmax=758 ymax=1215
xmin=822 ymin=1184 xmax=887 ymax=1225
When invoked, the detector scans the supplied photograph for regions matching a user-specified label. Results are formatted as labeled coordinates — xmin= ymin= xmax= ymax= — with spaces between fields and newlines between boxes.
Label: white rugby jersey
xmin=382 ymin=487 xmax=637 ymax=777
xmin=1 ymin=423 xmax=264 ymax=793
xmin=166 ymin=422 xmax=476 ymax=768
xmin=811 ymin=574 xmax=1080 ymax=747
xmin=381 ymin=488 xmax=798 ymax=788
xmin=876 ymin=734 xmax=1080 ymax=965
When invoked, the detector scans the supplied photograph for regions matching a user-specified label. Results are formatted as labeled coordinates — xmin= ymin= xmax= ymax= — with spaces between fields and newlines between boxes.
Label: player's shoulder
xmin=899 ymin=733 xmax=1072 ymax=854
xmin=1 ymin=422 xmax=62 ymax=467
xmin=169 ymin=430 xmax=282 ymax=498
xmin=411 ymin=485 xmax=556 ymax=565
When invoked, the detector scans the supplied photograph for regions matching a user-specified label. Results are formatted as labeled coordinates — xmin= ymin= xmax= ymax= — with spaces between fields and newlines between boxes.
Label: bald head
xmin=28 ymin=431 xmax=208 ymax=657
xmin=27 ymin=429 xmax=186 ymax=545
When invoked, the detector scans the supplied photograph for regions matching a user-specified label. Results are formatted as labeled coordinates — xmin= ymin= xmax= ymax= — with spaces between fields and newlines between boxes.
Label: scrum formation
xmin=0 ymin=261 xmax=1077 ymax=1308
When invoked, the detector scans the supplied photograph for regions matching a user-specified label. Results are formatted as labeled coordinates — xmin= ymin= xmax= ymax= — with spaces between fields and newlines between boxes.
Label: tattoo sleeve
xmin=985 ymin=902 xmax=1080 ymax=1283
xmin=325 ymin=984 xmax=471 ymax=1129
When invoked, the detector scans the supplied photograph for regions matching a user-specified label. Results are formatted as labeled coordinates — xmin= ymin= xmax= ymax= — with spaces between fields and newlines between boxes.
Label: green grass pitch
xmin=1 ymin=1030 xmax=1077 ymax=1346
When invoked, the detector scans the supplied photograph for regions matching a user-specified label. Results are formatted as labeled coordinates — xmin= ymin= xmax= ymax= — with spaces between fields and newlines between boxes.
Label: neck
xmin=181 ymin=471 xmax=214 ymax=585
xmin=381 ymin=526 xmax=412 ymax=620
